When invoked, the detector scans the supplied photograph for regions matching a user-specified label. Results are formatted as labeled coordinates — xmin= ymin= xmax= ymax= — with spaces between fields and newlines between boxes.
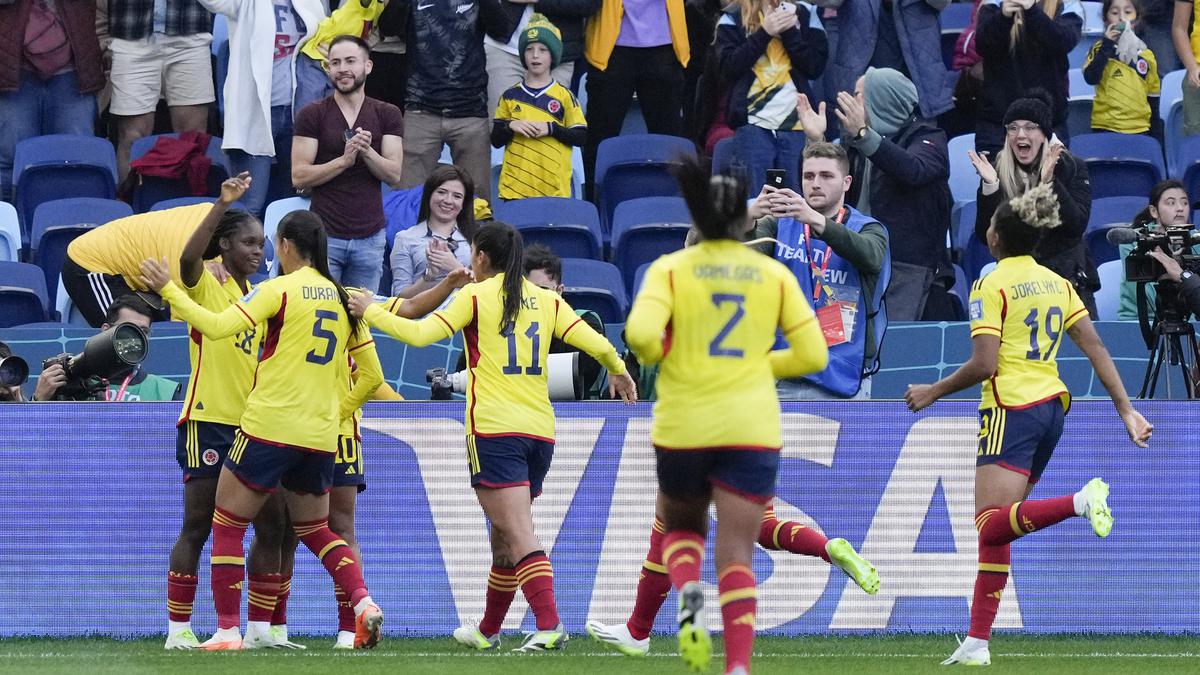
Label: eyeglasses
xmin=1005 ymin=123 xmax=1041 ymax=135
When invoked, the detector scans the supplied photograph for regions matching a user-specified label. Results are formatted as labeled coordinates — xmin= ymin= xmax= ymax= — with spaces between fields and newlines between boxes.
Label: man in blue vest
xmin=750 ymin=141 xmax=891 ymax=399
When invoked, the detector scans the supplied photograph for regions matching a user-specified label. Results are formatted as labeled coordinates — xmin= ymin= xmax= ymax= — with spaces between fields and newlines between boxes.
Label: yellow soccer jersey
xmin=495 ymin=80 xmax=586 ymax=200
xmin=625 ymin=240 xmax=827 ymax=451
xmin=364 ymin=274 xmax=624 ymax=440
xmin=1086 ymin=42 xmax=1160 ymax=134
xmin=300 ymin=0 xmax=386 ymax=62
xmin=177 ymin=270 xmax=260 ymax=427
xmin=68 ymin=204 xmax=214 ymax=289
xmin=160 ymin=266 xmax=383 ymax=453
xmin=968 ymin=256 xmax=1089 ymax=411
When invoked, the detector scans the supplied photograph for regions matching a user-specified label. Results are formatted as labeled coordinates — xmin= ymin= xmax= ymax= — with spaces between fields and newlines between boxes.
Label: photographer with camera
xmin=1115 ymin=180 xmax=1200 ymax=320
xmin=0 ymin=341 xmax=30 ymax=402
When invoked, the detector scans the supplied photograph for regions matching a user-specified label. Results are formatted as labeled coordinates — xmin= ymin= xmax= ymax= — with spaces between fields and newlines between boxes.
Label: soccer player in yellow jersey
xmin=140 ymin=211 xmax=387 ymax=651
xmin=905 ymin=184 xmax=1153 ymax=667
xmin=348 ymin=221 xmax=637 ymax=652
xmin=618 ymin=157 xmax=829 ymax=675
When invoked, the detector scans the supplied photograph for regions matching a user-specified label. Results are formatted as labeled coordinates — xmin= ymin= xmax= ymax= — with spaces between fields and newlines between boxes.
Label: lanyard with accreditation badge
xmin=803 ymin=207 xmax=846 ymax=303
xmin=802 ymin=207 xmax=854 ymax=347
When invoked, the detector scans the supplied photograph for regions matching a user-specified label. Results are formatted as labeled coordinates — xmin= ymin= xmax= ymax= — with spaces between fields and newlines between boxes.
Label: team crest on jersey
xmin=1136 ymin=58 xmax=1149 ymax=76
xmin=202 ymin=449 xmax=220 ymax=466
xmin=969 ymin=299 xmax=983 ymax=321
xmin=548 ymin=99 xmax=561 ymax=114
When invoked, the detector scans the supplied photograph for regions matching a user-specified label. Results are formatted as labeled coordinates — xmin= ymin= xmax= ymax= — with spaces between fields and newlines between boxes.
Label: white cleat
xmin=333 ymin=630 xmax=356 ymax=650
xmin=268 ymin=624 xmax=306 ymax=649
xmin=452 ymin=621 xmax=501 ymax=651
xmin=242 ymin=623 xmax=285 ymax=650
xmin=164 ymin=628 xmax=200 ymax=650
xmin=200 ymin=627 xmax=243 ymax=651
xmin=941 ymin=636 xmax=991 ymax=666
xmin=585 ymin=620 xmax=649 ymax=657
xmin=727 ymin=668 xmax=750 ymax=675
xmin=512 ymin=624 xmax=568 ymax=652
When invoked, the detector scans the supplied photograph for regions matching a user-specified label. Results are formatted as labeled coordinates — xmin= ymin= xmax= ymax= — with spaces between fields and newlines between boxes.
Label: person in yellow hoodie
xmin=295 ymin=0 xmax=388 ymax=112
xmin=582 ymin=0 xmax=690 ymax=197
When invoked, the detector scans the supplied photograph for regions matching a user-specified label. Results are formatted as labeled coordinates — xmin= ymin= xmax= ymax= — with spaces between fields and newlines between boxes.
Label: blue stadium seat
xmin=951 ymin=199 xmax=977 ymax=254
xmin=1070 ymin=132 xmax=1164 ymax=199
xmin=947 ymin=133 xmax=977 ymax=206
xmin=1087 ymin=196 xmax=1145 ymax=231
xmin=1068 ymin=68 xmax=1094 ymax=99
xmin=560 ymin=258 xmax=628 ymax=323
xmin=940 ymin=1 xmax=974 ymax=31
xmin=31 ymin=198 xmax=131 ymax=309
xmin=0 ymin=261 xmax=50 ymax=326
xmin=610 ymin=196 xmax=691 ymax=291
xmin=595 ymin=133 xmax=696 ymax=235
xmin=495 ymin=197 xmax=603 ymax=260
xmin=1081 ymin=1 xmax=1104 ymax=35
xmin=1166 ymin=99 xmax=1187 ymax=177
xmin=130 ymin=133 xmax=231 ymax=213
xmin=1095 ymin=260 xmax=1123 ymax=320
xmin=1160 ymin=69 xmax=1185 ymax=124
xmin=948 ymin=263 xmax=968 ymax=316
xmin=12 ymin=134 xmax=118 ymax=243
xmin=0 ymin=202 xmax=19 ymax=263
xmin=149 ymin=197 xmax=247 ymax=212
xmin=263 ymin=195 xmax=308 ymax=274
xmin=631 ymin=261 xmax=652 ymax=301
xmin=711 ymin=136 xmax=736 ymax=176
xmin=1066 ymin=98 xmax=1094 ymax=140
xmin=1085 ymin=224 xmax=1125 ymax=266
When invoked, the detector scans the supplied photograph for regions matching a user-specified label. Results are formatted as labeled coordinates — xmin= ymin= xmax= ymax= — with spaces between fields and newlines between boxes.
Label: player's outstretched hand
xmin=444 ymin=266 xmax=474 ymax=289
xmin=1120 ymin=407 xmax=1153 ymax=448
xmin=609 ymin=371 xmax=638 ymax=404
xmin=219 ymin=172 xmax=252 ymax=205
xmin=347 ymin=289 xmax=373 ymax=318
xmin=204 ymin=260 xmax=231 ymax=285
xmin=904 ymin=383 xmax=936 ymax=412
xmin=139 ymin=257 xmax=172 ymax=292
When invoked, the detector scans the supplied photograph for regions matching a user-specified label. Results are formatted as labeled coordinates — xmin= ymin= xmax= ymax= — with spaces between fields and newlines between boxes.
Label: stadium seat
xmin=1166 ymin=99 xmax=1187 ymax=177
xmin=631 ymin=261 xmax=652 ymax=300
xmin=1068 ymin=69 xmax=1095 ymax=99
xmin=594 ymin=133 xmax=696 ymax=235
xmin=31 ymin=198 xmax=131 ymax=308
xmin=1160 ymin=69 xmax=1185 ymax=125
xmin=711 ymin=136 xmax=736 ymax=176
xmin=1087 ymin=196 xmax=1145 ymax=231
xmin=263 ymin=196 xmax=311 ymax=244
xmin=55 ymin=277 xmax=88 ymax=326
xmin=948 ymin=263 xmax=968 ymax=316
xmin=560 ymin=258 xmax=628 ymax=323
xmin=1085 ymin=224 xmax=1125 ymax=266
xmin=947 ymin=133 xmax=977 ymax=207
xmin=12 ymin=134 xmax=118 ymax=242
xmin=941 ymin=29 xmax=961 ymax=71
xmin=495 ymin=197 xmax=603 ymax=260
xmin=963 ymin=234 xmax=996 ymax=284
xmin=951 ymin=199 xmax=977 ymax=254
xmin=1081 ymin=1 xmax=1104 ymax=34
xmin=130 ymin=133 xmax=231 ymax=213
xmin=149 ymin=197 xmax=248 ymax=212
xmin=610 ymin=196 xmax=691 ymax=291
xmin=1070 ymin=132 xmax=1164 ymax=199
xmin=0 ymin=202 xmax=19 ymax=263
xmin=1067 ymin=41 xmax=1092 ymax=69
xmin=1095 ymin=260 xmax=1123 ymax=320
xmin=1066 ymin=98 xmax=1094 ymax=141
xmin=1177 ymin=136 xmax=1200 ymax=201
xmin=0 ymin=261 xmax=50 ymax=326
xmin=213 ymin=14 xmax=229 ymax=115
xmin=940 ymin=1 xmax=974 ymax=31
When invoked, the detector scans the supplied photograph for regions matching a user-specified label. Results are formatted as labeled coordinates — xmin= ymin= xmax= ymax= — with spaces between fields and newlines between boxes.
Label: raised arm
xmin=180 ymin=173 xmax=251 ymax=288
xmin=1066 ymin=317 xmax=1152 ymax=447
xmin=142 ymin=258 xmax=279 ymax=339
xmin=354 ymin=286 xmax=474 ymax=346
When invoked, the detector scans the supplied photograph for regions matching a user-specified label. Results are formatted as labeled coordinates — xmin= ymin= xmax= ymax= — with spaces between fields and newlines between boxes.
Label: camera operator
xmin=1117 ymin=180 xmax=1199 ymax=320
xmin=33 ymin=295 xmax=179 ymax=402
xmin=1146 ymin=249 xmax=1200 ymax=317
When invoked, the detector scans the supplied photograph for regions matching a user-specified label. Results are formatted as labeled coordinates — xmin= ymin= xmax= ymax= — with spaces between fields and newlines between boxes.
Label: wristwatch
xmin=1182 ymin=271 xmax=1194 ymax=282
xmin=422 ymin=267 xmax=436 ymax=282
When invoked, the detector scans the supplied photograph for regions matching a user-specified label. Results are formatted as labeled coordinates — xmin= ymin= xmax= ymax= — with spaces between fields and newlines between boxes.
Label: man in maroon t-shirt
xmin=292 ymin=35 xmax=404 ymax=293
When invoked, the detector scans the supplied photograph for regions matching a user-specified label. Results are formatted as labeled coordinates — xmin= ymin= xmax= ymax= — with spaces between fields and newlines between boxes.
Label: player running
xmin=141 ymin=210 xmax=387 ymax=650
xmin=904 ymin=183 xmax=1152 ymax=666
xmin=348 ymin=222 xmax=637 ymax=652
xmin=617 ymin=157 xmax=829 ymax=675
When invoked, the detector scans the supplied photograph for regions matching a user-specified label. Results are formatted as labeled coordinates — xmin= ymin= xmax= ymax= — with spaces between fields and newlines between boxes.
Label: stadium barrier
xmin=1 ymin=401 xmax=1195 ymax=637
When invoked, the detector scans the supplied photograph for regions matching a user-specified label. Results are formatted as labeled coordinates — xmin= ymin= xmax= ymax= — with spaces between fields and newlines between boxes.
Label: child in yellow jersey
xmin=1083 ymin=0 xmax=1161 ymax=136
xmin=491 ymin=15 xmax=587 ymax=200
xmin=620 ymin=157 xmax=828 ymax=675
xmin=905 ymin=183 xmax=1152 ymax=667
xmin=348 ymin=221 xmax=636 ymax=652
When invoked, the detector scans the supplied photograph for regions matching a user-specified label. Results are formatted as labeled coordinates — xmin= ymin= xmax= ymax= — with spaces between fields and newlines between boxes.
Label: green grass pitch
xmin=1 ymin=635 xmax=1197 ymax=674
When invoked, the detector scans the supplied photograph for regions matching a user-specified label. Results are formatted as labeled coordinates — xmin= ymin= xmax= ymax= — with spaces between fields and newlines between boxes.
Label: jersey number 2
xmin=306 ymin=309 xmax=339 ymax=365
xmin=709 ymin=293 xmax=746 ymax=358
xmin=1024 ymin=306 xmax=1064 ymax=361
xmin=503 ymin=322 xmax=543 ymax=375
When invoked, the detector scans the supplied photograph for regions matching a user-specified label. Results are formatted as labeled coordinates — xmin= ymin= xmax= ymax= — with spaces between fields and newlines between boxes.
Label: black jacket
xmin=492 ymin=0 xmax=600 ymax=65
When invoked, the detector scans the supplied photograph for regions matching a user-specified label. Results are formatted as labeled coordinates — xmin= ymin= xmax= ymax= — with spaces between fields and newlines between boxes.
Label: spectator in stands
xmin=394 ymin=0 xmax=510 ymax=203
xmin=1174 ymin=0 xmax=1200 ymax=135
xmin=1083 ymin=0 xmax=1162 ymax=138
xmin=390 ymin=165 xmax=477 ymax=297
xmin=582 ymin=0 xmax=691 ymax=197
xmin=1118 ymin=179 xmax=1195 ymax=320
xmin=198 ymin=0 xmax=326 ymax=217
xmin=947 ymin=0 xmax=986 ymax=137
xmin=485 ymin=0 xmax=597 ymax=118
xmin=106 ymin=0 xmax=216 ymax=182
xmin=971 ymin=91 xmax=1097 ymax=315
xmin=1140 ymin=0 xmax=1181 ymax=75
xmin=491 ymin=15 xmax=588 ymax=201
xmin=367 ymin=4 xmax=408 ymax=111
xmin=681 ymin=0 xmax=724 ymax=142
xmin=0 ymin=0 xmax=103 ymax=202
xmin=292 ymin=35 xmax=404 ymax=293
xmin=798 ymin=68 xmax=959 ymax=321
xmin=715 ymin=0 xmax=827 ymax=193
xmin=33 ymin=296 xmax=181 ymax=402
xmin=975 ymin=0 xmax=1083 ymax=156
xmin=750 ymin=141 xmax=891 ymax=400
xmin=293 ymin=0 xmax=385 ymax=113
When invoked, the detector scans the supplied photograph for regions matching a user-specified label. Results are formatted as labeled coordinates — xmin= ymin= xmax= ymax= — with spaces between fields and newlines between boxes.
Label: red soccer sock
xmin=759 ymin=505 xmax=830 ymax=562
xmin=718 ymin=564 xmax=757 ymax=674
xmin=333 ymin=584 xmax=356 ymax=632
xmin=977 ymin=495 xmax=1077 ymax=546
xmin=294 ymin=519 xmax=369 ymax=608
xmin=247 ymin=573 xmax=281 ymax=623
xmin=211 ymin=507 xmax=250 ymax=630
xmin=627 ymin=518 xmax=670 ymax=641
xmin=271 ymin=574 xmax=291 ymax=626
xmin=968 ymin=537 xmax=1011 ymax=640
xmin=515 ymin=551 xmax=560 ymax=630
xmin=478 ymin=565 xmax=518 ymax=636
xmin=662 ymin=530 xmax=706 ymax=592
xmin=167 ymin=571 xmax=198 ymax=623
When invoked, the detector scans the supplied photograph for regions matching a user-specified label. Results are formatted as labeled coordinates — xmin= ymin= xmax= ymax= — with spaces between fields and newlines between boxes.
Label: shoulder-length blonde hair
xmin=737 ymin=0 xmax=780 ymax=35
xmin=1010 ymin=0 xmax=1062 ymax=51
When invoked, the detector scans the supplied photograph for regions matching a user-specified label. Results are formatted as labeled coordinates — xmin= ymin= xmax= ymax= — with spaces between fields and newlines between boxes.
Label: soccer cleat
xmin=354 ymin=603 xmax=384 ymax=649
xmin=512 ymin=624 xmax=568 ymax=652
xmin=1080 ymin=478 xmax=1113 ymax=538
xmin=676 ymin=581 xmax=711 ymax=672
xmin=333 ymin=630 xmax=356 ymax=650
xmin=242 ymin=624 xmax=282 ymax=650
xmin=727 ymin=668 xmax=750 ymax=675
xmin=163 ymin=628 xmax=200 ymax=650
xmin=585 ymin=619 xmax=650 ymax=657
xmin=941 ymin=636 xmax=991 ymax=666
xmin=452 ymin=622 xmax=501 ymax=651
xmin=268 ymin=625 xmax=306 ymax=649
xmin=827 ymin=538 xmax=880 ymax=595
xmin=200 ymin=627 xmax=243 ymax=651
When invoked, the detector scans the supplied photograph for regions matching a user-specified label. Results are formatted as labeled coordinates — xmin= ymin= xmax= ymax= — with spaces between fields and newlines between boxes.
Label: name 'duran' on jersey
xmin=774 ymin=242 xmax=850 ymax=285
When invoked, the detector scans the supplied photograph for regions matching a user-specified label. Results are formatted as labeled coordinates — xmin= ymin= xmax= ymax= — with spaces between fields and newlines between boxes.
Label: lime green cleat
xmin=513 ymin=624 xmax=568 ymax=652
xmin=827 ymin=538 xmax=880 ymax=595
xmin=1080 ymin=477 xmax=1113 ymax=538
xmin=452 ymin=623 xmax=500 ymax=651
xmin=676 ymin=582 xmax=711 ymax=672
xmin=163 ymin=629 xmax=200 ymax=650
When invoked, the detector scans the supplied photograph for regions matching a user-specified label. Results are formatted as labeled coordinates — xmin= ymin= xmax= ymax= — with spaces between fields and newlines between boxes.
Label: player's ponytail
xmin=277 ymin=211 xmax=362 ymax=335
xmin=991 ymin=182 xmax=1060 ymax=257
xmin=674 ymin=154 xmax=748 ymax=242
xmin=473 ymin=221 xmax=525 ymax=334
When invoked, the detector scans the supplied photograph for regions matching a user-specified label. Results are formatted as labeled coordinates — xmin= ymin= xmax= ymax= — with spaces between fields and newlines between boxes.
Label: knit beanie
xmin=519 ymin=14 xmax=563 ymax=69
xmin=1002 ymin=90 xmax=1054 ymax=135
xmin=862 ymin=67 xmax=918 ymax=137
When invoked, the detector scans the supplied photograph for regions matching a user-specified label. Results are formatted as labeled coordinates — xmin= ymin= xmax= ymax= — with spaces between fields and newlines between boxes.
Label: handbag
xmin=24 ymin=0 xmax=73 ymax=80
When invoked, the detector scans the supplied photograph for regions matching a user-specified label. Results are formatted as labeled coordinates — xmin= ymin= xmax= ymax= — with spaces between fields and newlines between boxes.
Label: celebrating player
xmin=348 ymin=222 xmax=637 ymax=651
xmin=904 ymin=183 xmax=1152 ymax=666
xmin=617 ymin=157 xmax=829 ymax=675
xmin=140 ymin=210 xmax=387 ymax=650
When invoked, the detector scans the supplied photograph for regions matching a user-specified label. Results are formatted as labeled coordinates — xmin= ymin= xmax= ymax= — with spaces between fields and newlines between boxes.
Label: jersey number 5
xmin=709 ymin=293 xmax=746 ymax=358
xmin=306 ymin=309 xmax=339 ymax=365
xmin=502 ymin=321 xmax=543 ymax=375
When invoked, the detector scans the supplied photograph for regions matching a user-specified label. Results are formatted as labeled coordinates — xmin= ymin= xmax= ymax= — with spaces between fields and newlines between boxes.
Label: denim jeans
xmin=0 ymin=69 xmax=98 ymax=201
xmin=328 ymin=227 xmax=387 ymax=293
xmin=731 ymin=124 xmax=806 ymax=192
xmin=776 ymin=376 xmax=872 ymax=401
xmin=226 ymin=105 xmax=294 ymax=216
